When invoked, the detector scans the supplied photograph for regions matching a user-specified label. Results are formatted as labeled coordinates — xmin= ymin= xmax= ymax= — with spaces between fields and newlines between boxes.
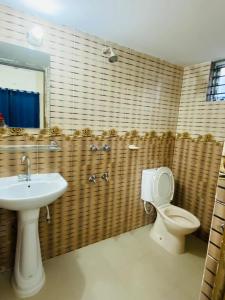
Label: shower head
xmin=103 ymin=47 xmax=118 ymax=63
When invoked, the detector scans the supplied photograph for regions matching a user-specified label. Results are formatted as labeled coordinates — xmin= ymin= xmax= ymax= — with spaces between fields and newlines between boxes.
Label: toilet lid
xmin=152 ymin=167 xmax=174 ymax=207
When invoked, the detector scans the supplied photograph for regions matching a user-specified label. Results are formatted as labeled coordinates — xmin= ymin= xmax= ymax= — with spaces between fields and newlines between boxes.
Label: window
xmin=207 ymin=60 xmax=225 ymax=101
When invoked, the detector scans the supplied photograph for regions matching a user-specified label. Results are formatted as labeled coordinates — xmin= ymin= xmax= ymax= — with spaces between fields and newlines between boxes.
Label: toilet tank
xmin=141 ymin=169 xmax=156 ymax=203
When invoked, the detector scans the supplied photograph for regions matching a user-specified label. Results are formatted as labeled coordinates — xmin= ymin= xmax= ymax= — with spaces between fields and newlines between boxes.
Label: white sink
xmin=0 ymin=173 xmax=67 ymax=210
xmin=0 ymin=173 xmax=68 ymax=298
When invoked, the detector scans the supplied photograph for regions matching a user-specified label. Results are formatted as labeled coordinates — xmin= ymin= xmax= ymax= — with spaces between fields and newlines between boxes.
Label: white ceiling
xmin=1 ymin=0 xmax=225 ymax=65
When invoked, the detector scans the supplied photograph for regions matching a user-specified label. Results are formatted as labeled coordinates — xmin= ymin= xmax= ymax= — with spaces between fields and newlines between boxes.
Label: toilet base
xmin=150 ymin=214 xmax=185 ymax=255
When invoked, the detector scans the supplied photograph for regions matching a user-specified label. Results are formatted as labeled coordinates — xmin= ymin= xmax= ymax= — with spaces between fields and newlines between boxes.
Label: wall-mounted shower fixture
xmin=102 ymin=47 xmax=118 ymax=63
xmin=90 ymin=144 xmax=99 ymax=151
xmin=89 ymin=175 xmax=97 ymax=183
xmin=89 ymin=172 xmax=109 ymax=183
xmin=89 ymin=144 xmax=111 ymax=152
xmin=101 ymin=172 xmax=109 ymax=182
xmin=101 ymin=144 xmax=111 ymax=152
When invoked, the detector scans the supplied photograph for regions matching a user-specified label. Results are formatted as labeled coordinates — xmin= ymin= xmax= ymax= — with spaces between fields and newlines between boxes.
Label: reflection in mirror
xmin=0 ymin=42 xmax=50 ymax=129
xmin=0 ymin=64 xmax=44 ymax=128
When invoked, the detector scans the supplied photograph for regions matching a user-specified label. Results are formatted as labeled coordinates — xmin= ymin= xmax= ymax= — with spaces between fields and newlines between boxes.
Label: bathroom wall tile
xmin=0 ymin=4 xmax=183 ymax=135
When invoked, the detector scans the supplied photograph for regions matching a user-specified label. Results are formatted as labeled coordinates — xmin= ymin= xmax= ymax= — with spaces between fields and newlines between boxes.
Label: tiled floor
xmin=0 ymin=225 xmax=207 ymax=300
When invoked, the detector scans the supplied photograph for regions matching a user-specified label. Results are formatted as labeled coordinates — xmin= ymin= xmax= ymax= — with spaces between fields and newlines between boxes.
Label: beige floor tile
xmin=0 ymin=225 xmax=207 ymax=300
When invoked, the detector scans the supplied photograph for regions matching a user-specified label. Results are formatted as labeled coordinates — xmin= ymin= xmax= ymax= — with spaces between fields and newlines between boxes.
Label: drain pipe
xmin=46 ymin=206 xmax=51 ymax=224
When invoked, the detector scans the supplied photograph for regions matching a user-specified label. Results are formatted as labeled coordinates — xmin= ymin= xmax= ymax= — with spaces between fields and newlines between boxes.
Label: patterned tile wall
xmin=177 ymin=62 xmax=225 ymax=141
xmin=0 ymin=4 xmax=183 ymax=134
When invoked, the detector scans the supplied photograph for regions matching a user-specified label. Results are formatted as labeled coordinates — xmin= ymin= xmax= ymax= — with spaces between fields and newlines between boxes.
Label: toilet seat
xmin=152 ymin=167 xmax=174 ymax=207
xmin=158 ymin=204 xmax=200 ymax=235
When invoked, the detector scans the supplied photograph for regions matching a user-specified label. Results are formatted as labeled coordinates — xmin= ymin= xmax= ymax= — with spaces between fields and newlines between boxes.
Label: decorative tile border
xmin=0 ymin=127 xmax=222 ymax=145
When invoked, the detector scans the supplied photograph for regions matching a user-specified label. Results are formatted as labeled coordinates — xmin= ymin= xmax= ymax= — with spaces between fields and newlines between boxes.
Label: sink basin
xmin=0 ymin=173 xmax=68 ymax=210
xmin=0 ymin=173 xmax=68 ymax=298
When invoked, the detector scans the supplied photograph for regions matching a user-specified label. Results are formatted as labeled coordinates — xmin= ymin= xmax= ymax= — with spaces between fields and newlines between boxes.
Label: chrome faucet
xmin=101 ymin=144 xmax=111 ymax=152
xmin=89 ymin=175 xmax=97 ymax=184
xmin=101 ymin=172 xmax=109 ymax=182
xmin=19 ymin=155 xmax=31 ymax=182
xmin=90 ymin=144 xmax=99 ymax=151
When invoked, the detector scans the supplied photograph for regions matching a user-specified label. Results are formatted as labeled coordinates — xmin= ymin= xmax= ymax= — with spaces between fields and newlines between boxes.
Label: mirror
xmin=0 ymin=65 xmax=44 ymax=128
xmin=0 ymin=42 xmax=50 ymax=129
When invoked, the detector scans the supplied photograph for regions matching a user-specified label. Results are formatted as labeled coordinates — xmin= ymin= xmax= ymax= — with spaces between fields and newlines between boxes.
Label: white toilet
xmin=141 ymin=167 xmax=200 ymax=254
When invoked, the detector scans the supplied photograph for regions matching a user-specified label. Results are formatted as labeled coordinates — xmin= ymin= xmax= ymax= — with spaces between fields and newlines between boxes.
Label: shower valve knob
xmin=89 ymin=175 xmax=97 ymax=183
xmin=102 ymin=144 xmax=111 ymax=152
xmin=101 ymin=172 xmax=109 ymax=182
xmin=90 ymin=144 xmax=99 ymax=151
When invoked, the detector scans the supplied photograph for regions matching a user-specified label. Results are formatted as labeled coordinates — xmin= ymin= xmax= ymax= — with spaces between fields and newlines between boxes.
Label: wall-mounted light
xmin=27 ymin=25 xmax=44 ymax=47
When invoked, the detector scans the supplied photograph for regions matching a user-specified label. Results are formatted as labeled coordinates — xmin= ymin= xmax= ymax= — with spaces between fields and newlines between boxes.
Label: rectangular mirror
xmin=0 ymin=42 xmax=50 ymax=129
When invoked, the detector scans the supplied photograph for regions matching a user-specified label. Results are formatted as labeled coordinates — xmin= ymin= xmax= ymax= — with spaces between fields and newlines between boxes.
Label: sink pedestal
xmin=12 ymin=209 xmax=45 ymax=298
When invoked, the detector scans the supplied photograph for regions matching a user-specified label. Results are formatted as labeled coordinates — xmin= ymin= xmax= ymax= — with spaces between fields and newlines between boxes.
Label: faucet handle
xmin=101 ymin=172 xmax=109 ymax=182
xmin=101 ymin=144 xmax=111 ymax=152
xmin=90 ymin=144 xmax=99 ymax=151
xmin=89 ymin=175 xmax=97 ymax=184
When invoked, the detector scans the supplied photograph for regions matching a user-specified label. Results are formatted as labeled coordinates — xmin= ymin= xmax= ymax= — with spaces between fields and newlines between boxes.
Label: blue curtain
xmin=0 ymin=88 xmax=40 ymax=128
xmin=0 ymin=88 xmax=10 ymax=124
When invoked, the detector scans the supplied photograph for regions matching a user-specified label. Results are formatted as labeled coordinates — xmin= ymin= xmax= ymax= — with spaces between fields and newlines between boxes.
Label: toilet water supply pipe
xmin=144 ymin=201 xmax=154 ymax=215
